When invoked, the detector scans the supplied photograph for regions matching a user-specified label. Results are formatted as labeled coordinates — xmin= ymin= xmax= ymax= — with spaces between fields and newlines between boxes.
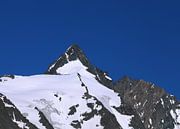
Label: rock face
xmin=0 ymin=44 xmax=179 ymax=129
xmin=114 ymin=77 xmax=180 ymax=129
xmin=46 ymin=45 xmax=113 ymax=88
xmin=0 ymin=93 xmax=37 ymax=129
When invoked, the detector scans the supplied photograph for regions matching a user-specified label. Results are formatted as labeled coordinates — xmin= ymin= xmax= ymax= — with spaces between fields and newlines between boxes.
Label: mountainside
xmin=0 ymin=45 xmax=179 ymax=129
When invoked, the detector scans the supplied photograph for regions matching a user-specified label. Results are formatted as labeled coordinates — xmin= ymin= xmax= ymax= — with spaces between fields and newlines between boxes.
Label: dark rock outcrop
xmin=114 ymin=77 xmax=180 ymax=129
xmin=0 ymin=93 xmax=38 ymax=129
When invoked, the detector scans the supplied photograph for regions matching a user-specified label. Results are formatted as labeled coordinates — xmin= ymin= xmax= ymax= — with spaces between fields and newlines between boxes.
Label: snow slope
xmin=0 ymin=44 xmax=179 ymax=129
xmin=0 ymin=60 xmax=133 ymax=129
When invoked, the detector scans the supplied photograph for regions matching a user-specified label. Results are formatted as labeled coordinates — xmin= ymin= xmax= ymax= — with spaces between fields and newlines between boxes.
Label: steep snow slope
xmin=0 ymin=44 xmax=179 ymax=129
xmin=0 ymin=60 xmax=133 ymax=129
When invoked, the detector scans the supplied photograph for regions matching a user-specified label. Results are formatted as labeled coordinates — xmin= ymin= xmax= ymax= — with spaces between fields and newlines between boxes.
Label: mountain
xmin=46 ymin=45 xmax=113 ymax=88
xmin=0 ymin=45 xmax=179 ymax=129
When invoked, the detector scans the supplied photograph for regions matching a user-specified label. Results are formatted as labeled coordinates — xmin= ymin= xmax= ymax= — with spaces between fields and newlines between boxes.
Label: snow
xmin=176 ymin=109 xmax=180 ymax=124
xmin=161 ymin=119 xmax=164 ymax=123
xmin=149 ymin=118 xmax=152 ymax=125
xmin=170 ymin=99 xmax=175 ymax=105
xmin=170 ymin=109 xmax=180 ymax=129
xmin=0 ymin=77 xmax=13 ymax=82
xmin=160 ymin=98 xmax=165 ymax=108
xmin=4 ymin=102 xmax=15 ymax=108
xmin=81 ymin=115 xmax=103 ymax=129
xmin=111 ymin=107 xmax=133 ymax=129
xmin=142 ymin=100 xmax=147 ymax=107
xmin=134 ymin=102 xmax=141 ymax=109
xmin=0 ymin=60 xmax=133 ymax=129
xmin=48 ymin=63 xmax=56 ymax=71
xmin=139 ymin=111 xmax=144 ymax=118
xmin=105 ymin=75 xmax=112 ymax=80
xmin=56 ymin=60 xmax=87 ymax=74
xmin=12 ymin=112 xmax=29 ymax=129
xmin=65 ymin=53 xmax=70 ymax=62
xmin=0 ymin=96 xmax=15 ymax=108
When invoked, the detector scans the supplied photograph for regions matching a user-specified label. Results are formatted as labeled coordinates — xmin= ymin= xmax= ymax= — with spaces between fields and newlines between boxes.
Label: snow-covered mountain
xmin=0 ymin=45 xmax=179 ymax=129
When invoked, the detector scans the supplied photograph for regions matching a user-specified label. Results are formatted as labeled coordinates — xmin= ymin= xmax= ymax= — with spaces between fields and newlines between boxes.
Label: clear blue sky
xmin=0 ymin=0 xmax=180 ymax=99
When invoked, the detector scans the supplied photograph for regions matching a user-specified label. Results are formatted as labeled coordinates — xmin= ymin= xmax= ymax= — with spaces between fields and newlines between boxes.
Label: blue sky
xmin=0 ymin=0 xmax=180 ymax=99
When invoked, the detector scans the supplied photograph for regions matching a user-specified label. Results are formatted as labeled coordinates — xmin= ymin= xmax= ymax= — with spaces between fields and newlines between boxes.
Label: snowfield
xmin=0 ymin=60 xmax=133 ymax=129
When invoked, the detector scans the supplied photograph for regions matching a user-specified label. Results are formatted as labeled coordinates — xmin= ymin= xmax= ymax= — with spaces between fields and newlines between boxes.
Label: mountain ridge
xmin=46 ymin=44 xmax=113 ymax=88
xmin=0 ymin=44 xmax=179 ymax=129
xmin=46 ymin=44 xmax=180 ymax=129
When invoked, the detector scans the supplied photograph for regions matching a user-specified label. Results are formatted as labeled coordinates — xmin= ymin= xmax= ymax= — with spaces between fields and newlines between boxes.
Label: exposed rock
xmin=114 ymin=76 xmax=180 ymax=129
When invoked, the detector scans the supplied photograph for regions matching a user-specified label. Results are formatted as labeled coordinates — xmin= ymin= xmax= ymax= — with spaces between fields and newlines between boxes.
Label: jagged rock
xmin=0 ymin=93 xmax=37 ymax=129
xmin=114 ymin=77 xmax=180 ymax=129
xmin=46 ymin=44 xmax=113 ymax=88
xmin=0 ymin=45 xmax=179 ymax=129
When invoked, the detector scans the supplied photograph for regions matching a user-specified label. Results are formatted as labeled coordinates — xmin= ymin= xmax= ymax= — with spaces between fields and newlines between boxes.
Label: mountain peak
xmin=65 ymin=44 xmax=82 ymax=57
xmin=46 ymin=44 xmax=90 ymax=75
xmin=1 ymin=45 xmax=180 ymax=129
xmin=46 ymin=44 xmax=113 ymax=87
xmin=66 ymin=44 xmax=81 ymax=52
xmin=65 ymin=44 xmax=89 ymax=66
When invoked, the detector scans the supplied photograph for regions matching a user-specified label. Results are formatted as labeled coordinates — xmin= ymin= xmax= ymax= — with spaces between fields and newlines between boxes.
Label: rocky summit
xmin=0 ymin=45 xmax=179 ymax=129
